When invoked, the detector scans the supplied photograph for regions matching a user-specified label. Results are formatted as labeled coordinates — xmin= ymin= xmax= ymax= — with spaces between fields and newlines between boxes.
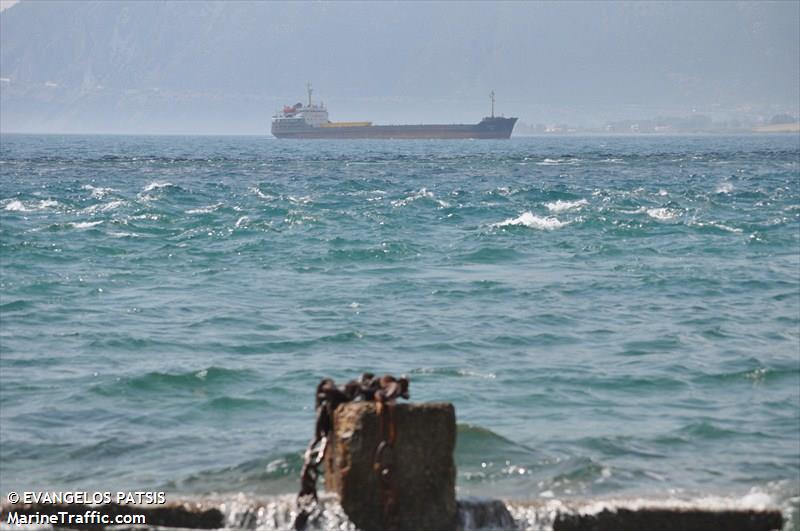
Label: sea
xmin=0 ymin=134 xmax=798 ymax=530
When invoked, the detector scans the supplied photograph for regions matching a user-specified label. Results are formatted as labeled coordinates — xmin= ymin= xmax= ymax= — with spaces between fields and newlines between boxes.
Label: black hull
xmin=272 ymin=117 xmax=517 ymax=139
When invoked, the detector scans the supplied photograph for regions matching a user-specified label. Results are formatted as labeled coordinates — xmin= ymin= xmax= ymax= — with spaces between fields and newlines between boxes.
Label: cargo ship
xmin=271 ymin=85 xmax=517 ymax=139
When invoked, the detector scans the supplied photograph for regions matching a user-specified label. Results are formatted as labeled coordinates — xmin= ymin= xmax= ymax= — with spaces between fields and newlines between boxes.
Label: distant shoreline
xmin=753 ymin=123 xmax=800 ymax=133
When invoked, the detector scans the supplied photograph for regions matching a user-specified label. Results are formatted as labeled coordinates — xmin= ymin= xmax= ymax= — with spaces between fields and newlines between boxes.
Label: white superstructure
xmin=273 ymin=83 xmax=329 ymax=127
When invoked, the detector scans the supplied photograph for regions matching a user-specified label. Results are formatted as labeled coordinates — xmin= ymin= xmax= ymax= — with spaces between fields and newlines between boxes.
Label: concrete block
xmin=324 ymin=401 xmax=457 ymax=531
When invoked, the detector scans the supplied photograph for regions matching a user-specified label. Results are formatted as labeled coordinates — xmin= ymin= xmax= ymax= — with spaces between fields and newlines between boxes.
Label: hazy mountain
xmin=1 ymin=0 xmax=798 ymax=134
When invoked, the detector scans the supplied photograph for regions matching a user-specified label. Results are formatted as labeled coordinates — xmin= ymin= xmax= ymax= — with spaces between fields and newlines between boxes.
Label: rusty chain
xmin=294 ymin=373 xmax=410 ymax=531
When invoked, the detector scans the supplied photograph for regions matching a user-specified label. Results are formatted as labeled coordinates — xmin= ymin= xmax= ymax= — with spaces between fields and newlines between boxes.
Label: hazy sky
xmin=1 ymin=0 xmax=798 ymax=134
xmin=0 ymin=0 xmax=18 ymax=12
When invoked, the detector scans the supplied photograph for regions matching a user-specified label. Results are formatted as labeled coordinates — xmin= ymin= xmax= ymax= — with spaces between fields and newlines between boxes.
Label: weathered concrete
xmin=324 ymin=401 xmax=457 ymax=531
xmin=553 ymin=507 xmax=784 ymax=531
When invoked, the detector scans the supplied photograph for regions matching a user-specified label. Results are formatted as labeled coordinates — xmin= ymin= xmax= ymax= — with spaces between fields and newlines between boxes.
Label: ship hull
xmin=272 ymin=118 xmax=517 ymax=139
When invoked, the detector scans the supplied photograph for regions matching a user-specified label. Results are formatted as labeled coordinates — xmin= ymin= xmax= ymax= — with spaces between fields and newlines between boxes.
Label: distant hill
xmin=1 ymin=0 xmax=798 ymax=134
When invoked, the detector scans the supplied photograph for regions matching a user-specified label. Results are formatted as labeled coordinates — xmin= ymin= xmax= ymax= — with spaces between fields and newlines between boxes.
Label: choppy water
xmin=1 ymin=134 xmax=798 ymax=527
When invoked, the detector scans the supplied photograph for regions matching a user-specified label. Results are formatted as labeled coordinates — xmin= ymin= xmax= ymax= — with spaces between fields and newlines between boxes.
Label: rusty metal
xmin=294 ymin=373 xmax=410 ymax=531
xmin=375 ymin=400 xmax=399 ymax=531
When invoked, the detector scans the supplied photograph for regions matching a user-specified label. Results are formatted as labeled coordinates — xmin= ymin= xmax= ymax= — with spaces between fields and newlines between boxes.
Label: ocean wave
xmin=689 ymin=220 xmax=744 ymax=233
xmin=677 ymin=421 xmax=741 ymax=440
xmin=693 ymin=366 xmax=797 ymax=385
xmin=716 ymin=182 xmax=734 ymax=194
xmin=392 ymin=188 xmax=450 ymax=208
xmin=82 ymin=184 xmax=117 ymax=198
xmin=455 ymin=424 xmax=546 ymax=488
xmin=645 ymin=208 xmax=678 ymax=221
xmin=493 ymin=212 xmax=568 ymax=230
xmin=142 ymin=181 xmax=175 ymax=193
xmin=288 ymin=195 xmax=313 ymax=205
xmin=3 ymin=199 xmax=30 ymax=212
xmin=38 ymin=199 xmax=60 ymax=209
xmin=491 ymin=186 xmax=514 ymax=197
xmin=187 ymin=203 xmax=224 ymax=214
xmin=250 ymin=187 xmax=275 ymax=200
xmin=508 ymin=490 xmax=789 ymax=531
xmin=139 ymin=182 xmax=182 ymax=202
xmin=456 ymin=246 xmax=522 ymax=263
xmin=71 ymin=220 xmax=104 ymax=229
xmin=91 ymin=366 xmax=261 ymax=396
xmin=545 ymin=199 xmax=588 ymax=213
xmin=81 ymin=200 xmax=125 ymax=214
xmin=536 ymin=157 xmax=581 ymax=166
xmin=410 ymin=367 xmax=497 ymax=379
xmin=3 ymin=199 xmax=60 ymax=212
xmin=170 ymin=455 xmax=306 ymax=496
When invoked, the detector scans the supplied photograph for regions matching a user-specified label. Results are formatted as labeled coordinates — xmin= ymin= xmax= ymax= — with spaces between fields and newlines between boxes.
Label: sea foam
xmin=82 ymin=184 xmax=117 ymax=198
xmin=4 ymin=199 xmax=60 ymax=211
xmin=142 ymin=181 xmax=174 ymax=192
xmin=4 ymin=200 xmax=30 ymax=212
xmin=187 ymin=203 xmax=224 ymax=214
xmin=72 ymin=220 xmax=104 ymax=229
xmin=392 ymin=188 xmax=450 ymax=208
xmin=493 ymin=212 xmax=568 ymax=230
xmin=646 ymin=208 xmax=678 ymax=220
xmin=82 ymin=200 xmax=125 ymax=214
xmin=546 ymin=199 xmax=588 ymax=213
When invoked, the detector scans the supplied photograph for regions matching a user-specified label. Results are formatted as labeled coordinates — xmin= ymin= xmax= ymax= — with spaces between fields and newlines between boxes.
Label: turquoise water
xmin=1 ymin=134 xmax=798 ymax=516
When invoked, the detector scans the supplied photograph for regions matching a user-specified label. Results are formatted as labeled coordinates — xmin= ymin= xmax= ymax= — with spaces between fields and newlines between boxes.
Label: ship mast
xmin=490 ymin=90 xmax=495 ymax=118
xmin=307 ymin=82 xmax=313 ymax=107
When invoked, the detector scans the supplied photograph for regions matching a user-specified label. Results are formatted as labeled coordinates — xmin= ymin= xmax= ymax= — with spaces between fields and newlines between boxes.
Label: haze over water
xmin=1 ymin=134 xmax=798 ymax=528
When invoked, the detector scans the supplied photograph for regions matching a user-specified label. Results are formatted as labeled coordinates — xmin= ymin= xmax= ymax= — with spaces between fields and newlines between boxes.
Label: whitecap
xmin=7 ymin=199 xmax=61 ymax=211
xmin=235 ymin=216 xmax=249 ymax=228
xmin=715 ymin=182 xmax=734 ymax=194
xmin=536 ymin=157 xmax=580 ymax=166
xmin=288 ymin=195 xmax=313 ymax=205
xmin=392 ymin=188 xmax=449 ymax=208
xmin=457 ymin=369 xmax=496 ymax=379
xmin=4 ymin=199 xmax=30 ymax=212
xmin=82 ymin=184 xmax=117 ymax=198
xmin=250 ymin=187 xmax=274 ymax=200
xmin=692 ymin=221 xmax=743 ymax=233
xmin=546 ymin=199 xmax=588 ymax=213
xmin=619 ymin=207 xmax=647 ymax=215
xmin=493 ymin=212 xmax=568 ymax=230
xmin=573 ymin=490 xmax=779 ymax=514
xmin=39 ymin=199 xmax=60 ymax=209
xmin=646 ymin=208 xmax=677 ymax=220
xmin=72 ymin=220 xmax=104 ymax=229
xmin=187 ymin=203 xmax=223 ymax=214
xmin=82 ymin=200 xmax=124 ymax=214
xmin=142 ymin=181 xmax=173 ymax=192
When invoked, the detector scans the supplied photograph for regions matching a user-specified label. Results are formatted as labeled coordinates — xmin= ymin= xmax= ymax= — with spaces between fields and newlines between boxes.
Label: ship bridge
xmin=273 ymin=83 xmax=329 ymax=127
